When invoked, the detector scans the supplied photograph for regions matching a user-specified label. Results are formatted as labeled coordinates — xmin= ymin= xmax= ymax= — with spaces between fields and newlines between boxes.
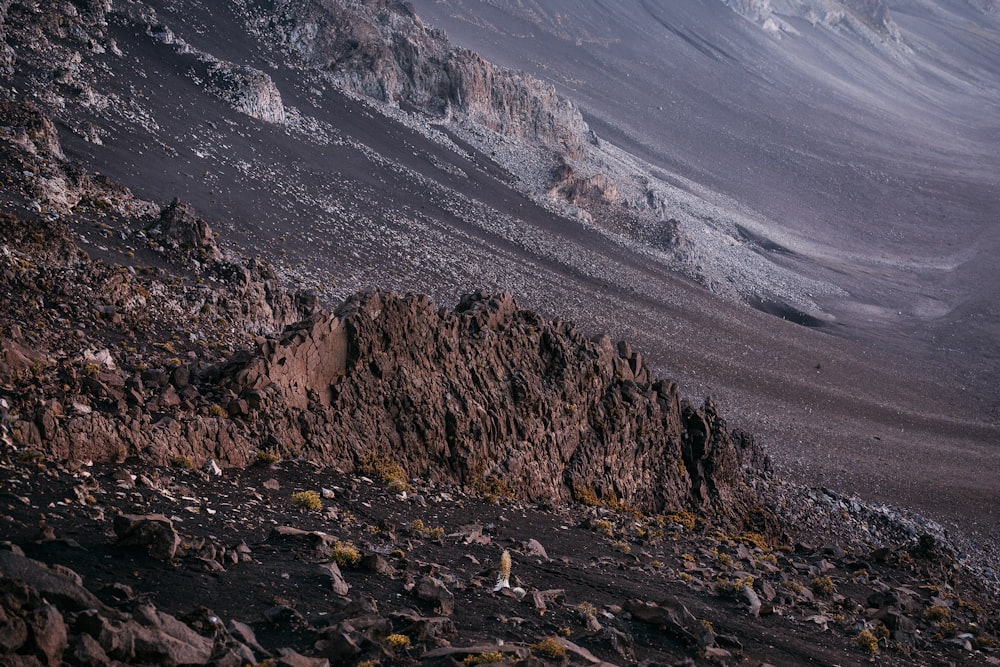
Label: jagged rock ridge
xmin=222 ymin=289 xmax=769 ymax=516
xmin=263 ymin=0 xmax=588 ymax=152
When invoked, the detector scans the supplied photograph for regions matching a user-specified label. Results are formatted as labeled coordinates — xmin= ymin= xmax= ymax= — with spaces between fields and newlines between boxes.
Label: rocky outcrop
xmin=724 ymin=0 xmax=905 ymax=45
xmin=267 ymin=0 xmax=587 ymax=152
xmin=204 ymin=62 xmax=286 ymax=124
xmin=220 ymin=290 xmax=768 ymax=517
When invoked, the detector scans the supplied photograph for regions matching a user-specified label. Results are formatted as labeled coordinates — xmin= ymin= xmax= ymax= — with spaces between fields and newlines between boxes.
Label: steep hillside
xmin=0 ymin=113 xmax=997 ymax=667
xmin=0 ymin=3 xmax=999 ymax=664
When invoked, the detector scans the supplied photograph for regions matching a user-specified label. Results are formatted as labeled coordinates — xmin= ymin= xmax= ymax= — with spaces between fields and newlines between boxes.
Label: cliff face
xmin=217 ymin=289 xmax=769 ymax=517
xmin=266 ymin=0 xmax=588 ymax=152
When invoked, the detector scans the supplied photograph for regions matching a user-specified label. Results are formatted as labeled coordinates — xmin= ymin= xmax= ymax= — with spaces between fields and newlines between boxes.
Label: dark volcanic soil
xmin=2 ymin=452 xmax=998 ymax=666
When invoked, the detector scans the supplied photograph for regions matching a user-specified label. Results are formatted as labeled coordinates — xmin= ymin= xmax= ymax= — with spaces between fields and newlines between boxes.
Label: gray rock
xmin=202 ymin=458 xmax=222 ymax=476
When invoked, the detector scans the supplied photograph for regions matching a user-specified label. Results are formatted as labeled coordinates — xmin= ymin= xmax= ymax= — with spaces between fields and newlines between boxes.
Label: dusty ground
xmin=2 ymin=450 xmax=999 ymax=666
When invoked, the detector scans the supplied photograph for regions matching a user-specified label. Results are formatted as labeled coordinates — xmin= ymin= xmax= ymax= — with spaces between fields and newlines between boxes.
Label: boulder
xmin=413 ymin=576 xmax=454 ymax=616
xmin=317 ymin=562 xmax=350 ymax=597
xmin=113 ymin=514 xmax=180 ymax=561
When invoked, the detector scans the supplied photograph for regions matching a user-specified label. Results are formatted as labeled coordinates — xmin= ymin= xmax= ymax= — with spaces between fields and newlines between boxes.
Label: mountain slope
xmin=1 ymin=0 xmax=998 ymax=548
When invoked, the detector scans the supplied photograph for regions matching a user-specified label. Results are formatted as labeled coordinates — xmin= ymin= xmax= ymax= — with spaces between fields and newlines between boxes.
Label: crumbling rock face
xmin=150 ymin=198 xmax=224 ymax=263
xmin=145 ymin=198 xmax=317 ymax=334
xmin=222 ymin=290 xmax=769 ymax=517
xmin=204 ymin=61 xmax=286 ymax=124
xmin=267 ymin=0 xmax=587 ymax=152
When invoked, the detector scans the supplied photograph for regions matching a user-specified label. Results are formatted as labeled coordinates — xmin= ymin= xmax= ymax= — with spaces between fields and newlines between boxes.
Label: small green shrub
xmin=171 ymin=455 xmax=194 ymax=469
xmin=810 ymin=576 xmax=835 ymax=597
xmin=857 ymin=628 xmax=879 ymax=655
xmin=291 ymin=490 xmax=322 ymax=512
xmin=572 ymin=485 xmax=601 ymax=507
xmin=410 ymin=519 xmax=445 ymax=539
xmin=531 ymin=637 xmax=567 ymax=659
xmin=463 ymin=652 xmax=505 ymax=665
xmin=925 ymin=605 xmax=951 ymax=621
xmin=256 ymin=450 xmax=281 ymax=465
xmin=331 ymin=540 xmax=361 ymax=568
xmin=665 ymin=510 xmax=696 ymax=530
xmin=359 ymin=453 xmax=410 ymax=491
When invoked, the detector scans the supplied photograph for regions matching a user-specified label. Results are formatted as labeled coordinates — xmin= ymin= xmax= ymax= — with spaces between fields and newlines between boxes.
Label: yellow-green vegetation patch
xmin=738 ymin=531 xmax=769 ymax=550
xmin=170 ymin=455 xmax=194 ymax=469
xmin=712 ymin=547 xmax=733 ymax=569
xmin=463 ymin=651 xmax=505 ymax=665
xmin=410 ymin=519 xmax=445 ymax=539
xmin=714 ymin=576 xmax=754 ymax=597
xmin=331 ymin=540 xmax=361 ymax=568
xmin=531 ymin=636 xmax=567 ymax=659
xmin=572 ymin=485 xmax=601 ymax=507
xmin=575 ymin=602 xmax=597 ymax=620
xmin=256 ymin=450 xmax=281 ymax=465
xmin=291 ymin=490 xmax=322 ymax=512
xmin=810 ymin=576 xmax=835 ymax=597
xmin=924 ymin=605 xmax=951 ymax=621
xmin=665 ymin=510 xmax=697 ymax=531
xmin=386 ymin=633 xmax=410 ymax=650
xmin=473 ymin=473 xmax=514 ymax=502
xmin=594 ymin=519 xmax=614 ymax=536
xmin=857 ymin=628 xmax=879 ymax=655
xmin=359 ymin=453 xmax=410 ymax=492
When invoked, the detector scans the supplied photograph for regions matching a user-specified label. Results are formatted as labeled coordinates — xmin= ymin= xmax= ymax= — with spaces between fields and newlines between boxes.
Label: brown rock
xmin=113 ymin=514 xmax=180 ymax=561
xmin=126 ymin=603 xmax=214 ymax=665
xmin=70 ymin=633 xmax=111 ymax=667
xmin=228 ymin=620 xmax=269 ymax=658
xmin=313 ymin=631 xmax=360 ymax=662
xmin=624 ymin=598 xmax=710 ymax=648
xmin=404 ymin=616 xmax=456 ymax=645
xmin=220 ymin=290 xmax=769 ymax=520
xmin=153 ymin=198 xmax=223 ymax=262
xmin=0 ymin=606 xmax=28 ymax=652
xmin=317 ymin=561 xmax=350 ymax=597
xmin=359 ymin=553 xmax=394 ymax=576
xmin=413 ymin=576 xmax=454 ymax=616
xmin=27 ymin=604 xmax=67 ymax=666
xmin=0 ymin=552 xmax=102 ymax=612
xmin=274 ymin=647 xmax=330 ymax=667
